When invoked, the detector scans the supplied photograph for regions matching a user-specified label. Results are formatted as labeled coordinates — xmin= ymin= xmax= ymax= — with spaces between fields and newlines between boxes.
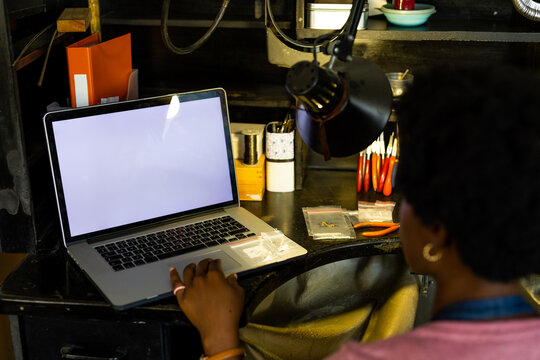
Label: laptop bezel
xmin=43 ymin=88 xmax=240 ymax=247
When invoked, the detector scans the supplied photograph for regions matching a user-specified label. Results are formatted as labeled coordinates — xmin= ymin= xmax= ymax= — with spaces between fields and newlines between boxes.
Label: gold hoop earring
xmin=423 ymin=243 xmax=442 ymax=262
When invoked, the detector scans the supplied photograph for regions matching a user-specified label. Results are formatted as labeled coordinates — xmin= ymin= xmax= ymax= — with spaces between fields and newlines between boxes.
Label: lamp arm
xmin=331 ymin=0 xmax=367 ymax=62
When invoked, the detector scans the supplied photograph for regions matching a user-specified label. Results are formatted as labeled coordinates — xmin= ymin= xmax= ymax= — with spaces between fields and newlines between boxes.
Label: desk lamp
xmin=281 ymin=0 xmax=392 ymax=160
xmin=161 ymin=0 xmax=391 ymax=159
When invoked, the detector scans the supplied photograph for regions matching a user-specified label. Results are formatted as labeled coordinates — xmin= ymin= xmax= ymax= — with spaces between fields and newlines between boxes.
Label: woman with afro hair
xmin=169 ymin=65 xmax=540 ymax=360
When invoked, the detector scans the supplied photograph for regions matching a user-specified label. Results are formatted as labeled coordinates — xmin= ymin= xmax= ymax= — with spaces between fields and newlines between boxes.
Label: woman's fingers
xmin=183 ymin=263 xmax=196 ymax=287
xmin=196 ymin=258 xmax=213 ymax=276
xmin=172 ymin=259 xmax=238 ymax=303
xmin=226 ymin=272 xmax=238 ymax=285
xmin=169 ymin=267 xmax=185 ymax=299
xmin=208 ymin=258 xmax=223 ymax=273
xmin=169 ymin=266 xmax=182 ymax=286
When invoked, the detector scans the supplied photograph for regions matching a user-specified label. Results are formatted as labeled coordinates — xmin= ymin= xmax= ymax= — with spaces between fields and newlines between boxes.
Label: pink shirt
xmin=326 ymin=318 xmax=540 ymax=360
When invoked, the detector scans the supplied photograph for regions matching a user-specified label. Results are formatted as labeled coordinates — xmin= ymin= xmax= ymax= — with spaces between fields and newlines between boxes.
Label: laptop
xmin=43 ymin=88 xmax=307 ymax=310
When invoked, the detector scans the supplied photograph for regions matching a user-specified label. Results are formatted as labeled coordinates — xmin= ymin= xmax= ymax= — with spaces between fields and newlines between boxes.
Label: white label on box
xmin=74 ymin=74 xmax=89 ymax=107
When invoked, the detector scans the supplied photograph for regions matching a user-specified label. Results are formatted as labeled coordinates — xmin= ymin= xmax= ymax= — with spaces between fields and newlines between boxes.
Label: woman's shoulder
xmin=411 ymin=317 xmax=540 ymax=341
xmin=326 ymin=318 xmax=540 ymax=360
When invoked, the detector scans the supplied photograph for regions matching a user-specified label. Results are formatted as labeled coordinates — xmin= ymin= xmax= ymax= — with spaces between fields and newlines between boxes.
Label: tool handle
xmin=362 ymin=225 xmax=400 ymax=237
xmin=354 ymin=222 xmax=397 ymax=229
xmin=383 ymin=156 xmax=396 ymax=196
xmin=363 ymin=157 xmax=371 ymax=192
xmin=356 ymin=154 xmax=364 ymax=192
xmin=377 ymin=157 xmax=390 ymax=192
xmin=371 ymin=153 xmax=379 ymax=191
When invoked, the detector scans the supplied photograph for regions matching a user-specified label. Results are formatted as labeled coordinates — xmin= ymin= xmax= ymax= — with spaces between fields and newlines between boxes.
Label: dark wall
xmin=1 ymin=0 xmax=540 ymax=252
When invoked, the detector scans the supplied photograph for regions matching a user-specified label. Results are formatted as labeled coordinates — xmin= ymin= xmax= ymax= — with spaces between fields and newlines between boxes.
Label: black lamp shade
xmin=288 ymin=58 xmax=392 ymax=158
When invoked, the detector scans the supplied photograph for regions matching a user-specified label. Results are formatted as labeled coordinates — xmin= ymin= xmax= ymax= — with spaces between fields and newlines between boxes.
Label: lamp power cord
xmin=161 ymin=0 xmax=231 ymax=55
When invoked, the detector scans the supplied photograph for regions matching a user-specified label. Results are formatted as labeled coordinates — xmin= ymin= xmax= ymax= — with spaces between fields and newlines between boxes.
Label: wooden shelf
xmin=227 ymin=90 xmax=292 ymax=108
xmin=141 ymin=85 xmax=292 ymax=108
xmin=298 ymin=17 xmax=540 ymax=43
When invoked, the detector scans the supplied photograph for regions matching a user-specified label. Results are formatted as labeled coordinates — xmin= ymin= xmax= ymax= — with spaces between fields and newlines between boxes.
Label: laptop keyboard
xmin=94 ymin=216 xmax=256 ymax=271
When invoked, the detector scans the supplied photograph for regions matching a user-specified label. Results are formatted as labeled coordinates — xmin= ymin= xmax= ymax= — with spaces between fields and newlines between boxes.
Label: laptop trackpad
xmin=169 ymin=251 xmax=241 ymax=276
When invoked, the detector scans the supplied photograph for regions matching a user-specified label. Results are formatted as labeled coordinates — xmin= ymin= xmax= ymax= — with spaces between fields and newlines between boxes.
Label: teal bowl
xmin=380 ymin=3 xmax=436 ymax=27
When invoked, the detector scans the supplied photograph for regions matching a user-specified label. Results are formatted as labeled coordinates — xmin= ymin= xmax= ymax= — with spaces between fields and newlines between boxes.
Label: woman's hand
xmin=170 ymin=259 xmax=244 ymax=356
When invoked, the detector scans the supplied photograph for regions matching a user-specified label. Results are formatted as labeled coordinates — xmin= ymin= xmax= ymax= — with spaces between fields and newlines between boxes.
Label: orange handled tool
xmin=354 ymin=222 xmax=400 ymax=237
xmin=378 ymin=134 xmax=394 ymax=192
xmin=374 ymin=133 xmax=385 ymax=191
xmin=383 ymin=157 xmax=396 ymax=196
xmin=356 ymin=150 xmax=365 ymax=192
xmin=378 ymin=157 xmax=390 ymax=193
xmin=372 ymin=147 xmax=379 ymax=191
xmin=383 ymin=138 xmax=398 ymax=196
xmin=364 ymin=150 xmax=371 ymax=192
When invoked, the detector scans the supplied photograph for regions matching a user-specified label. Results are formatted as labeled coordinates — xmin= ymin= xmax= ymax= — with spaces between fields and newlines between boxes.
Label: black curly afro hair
xmin=396 ymin=64 xmax=540 ymax=282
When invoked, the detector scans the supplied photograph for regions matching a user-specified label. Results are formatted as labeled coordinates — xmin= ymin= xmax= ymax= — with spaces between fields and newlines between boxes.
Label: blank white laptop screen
xmin=51 ymin=95 xmax=234 ymax=237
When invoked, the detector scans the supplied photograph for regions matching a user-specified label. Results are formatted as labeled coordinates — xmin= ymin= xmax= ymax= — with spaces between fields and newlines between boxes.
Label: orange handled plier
xmin=353 ymin=222 xmax=400 ymax=237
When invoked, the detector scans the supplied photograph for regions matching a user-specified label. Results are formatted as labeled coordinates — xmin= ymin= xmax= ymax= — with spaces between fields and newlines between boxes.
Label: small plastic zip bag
xmin=354 ymin=201 xmax=396 ymax=223
xmin=302 ymin=206 xmax=356 ymax=240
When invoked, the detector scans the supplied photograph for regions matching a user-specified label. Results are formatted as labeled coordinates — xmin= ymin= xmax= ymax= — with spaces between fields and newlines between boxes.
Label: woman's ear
xmin=424 ymin=221 xmax=450 ymax=253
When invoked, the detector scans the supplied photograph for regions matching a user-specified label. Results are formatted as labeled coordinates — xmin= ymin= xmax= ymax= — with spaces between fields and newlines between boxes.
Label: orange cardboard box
xmin=235 ymin=155 xmax=265 ymax=201
xmin=66 ymin=33 xmax=132 ymax=107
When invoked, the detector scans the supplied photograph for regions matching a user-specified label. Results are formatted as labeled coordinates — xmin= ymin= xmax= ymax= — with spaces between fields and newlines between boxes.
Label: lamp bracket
xmin=330 ymin=0 xmax=367 ymax=62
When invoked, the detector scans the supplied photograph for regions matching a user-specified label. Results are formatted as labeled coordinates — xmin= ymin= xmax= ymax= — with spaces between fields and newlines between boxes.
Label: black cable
xmin=161 ymin=0 xmax=230 ymax=55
